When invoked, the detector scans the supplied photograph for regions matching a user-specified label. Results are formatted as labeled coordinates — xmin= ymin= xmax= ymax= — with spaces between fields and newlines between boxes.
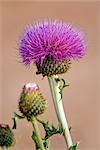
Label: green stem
xmin=2 ymin=146 xmax=8 ymax=150
xmin=48 ymin=76 xmax=73 ymax=149
xmin=31 ymin=117 xmax=45 ymax=150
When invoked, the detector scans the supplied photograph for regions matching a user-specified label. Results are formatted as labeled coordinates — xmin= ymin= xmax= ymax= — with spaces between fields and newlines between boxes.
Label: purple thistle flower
xmin=19 ymin=20 xmax=85 ymax=76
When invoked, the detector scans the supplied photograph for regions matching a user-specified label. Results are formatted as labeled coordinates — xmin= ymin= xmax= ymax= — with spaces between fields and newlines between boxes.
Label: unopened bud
xmin=19 ymin=83 xmax=48 ymax=118
xmin=0 ymin=124 xmax=14 ymax=147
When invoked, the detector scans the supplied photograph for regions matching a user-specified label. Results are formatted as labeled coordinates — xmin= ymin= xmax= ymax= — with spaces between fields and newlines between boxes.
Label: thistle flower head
xmin=19 ymin=83 xmax=48 ymax=118
xmin=19 ymin=20 xmax=85 ymax=76
xmin=0 ymin=124 xmax=14 ymax=147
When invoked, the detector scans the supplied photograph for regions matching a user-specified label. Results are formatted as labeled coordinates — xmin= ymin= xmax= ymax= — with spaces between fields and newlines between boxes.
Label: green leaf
xmin=55 ymin=77 xmax=60 ymax=84
xmin=69 ymin=126 xmax=72 ymax=132
xmin=69 ymin=143 xmax=78 ymax=150
xmin=58 ymin=123 xmax=63 ymax=134
xmin=13 ymin=112 xmax=25 ymax=119
xmin=12 ymin=117 xmax=17 ymax=129
xmin=32 ymin=131 xmax=50 ymax=150
xmin=37 ymin=118 xmax=63 ymax=140
xmin=54 ymin=77 xmax=69 ymax=100
xmin=61 ymin=78 xmax=69 ymax=89
xmin=32 ymin=131 xmax=41 ymax=150
xmin=43 ymin=140 xmax=50 ymax=150
xmin=12 ymin=112 xmax=24 ymax=129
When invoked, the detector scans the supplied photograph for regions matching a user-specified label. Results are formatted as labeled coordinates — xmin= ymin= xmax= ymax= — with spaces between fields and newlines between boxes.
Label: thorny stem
xmin=48 ymin=76 xmax=73 ymax=149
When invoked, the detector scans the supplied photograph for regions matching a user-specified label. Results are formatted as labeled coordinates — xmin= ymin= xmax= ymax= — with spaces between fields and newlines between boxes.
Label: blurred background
xmin=0 ymin=1 xmax=100 ymax=150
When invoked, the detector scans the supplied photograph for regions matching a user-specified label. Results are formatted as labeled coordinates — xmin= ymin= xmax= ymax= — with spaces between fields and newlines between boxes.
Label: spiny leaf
xmin=59 ymin=79 xmax=69 ymax=96
xmin=32 ymin=131 xmax=50 ymax=150
xmin=43 ymin=140 xmax=50 ymax=150
xmin=69 ymin=126 xmax=72 ymax=132
xmin=13 ymin=112 xmax=25 ymax=119
xmin=69 ymin=143 xmax=78 ymax=150
xmin=61 ymin=78 xmax=69 ymax=89
xmin=37 ymin=118 xmax=63 ymax=140
xmin=55 ymin=77 xmax=60 ymax=84
xmin=54 ymin=77 xmax=69 ymax=100
xmin=12 ymin=117 xmax=17 ymax=129
xmin=12 ymin=112 xmax=24 ymax=129
xmin=32 ymin=131 xmax=41 ymax=150
xmin=58 ymin=123 xmax=63 ymax=134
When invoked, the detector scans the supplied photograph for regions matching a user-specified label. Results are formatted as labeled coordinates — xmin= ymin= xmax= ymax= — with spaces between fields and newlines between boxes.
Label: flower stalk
xmin=2 ymin=146 xmax=8 ymax=150
xmin=31 ymin=117 xmax=45 ymax=150
xmin=48 ymin=76 xmax=73 ymax=149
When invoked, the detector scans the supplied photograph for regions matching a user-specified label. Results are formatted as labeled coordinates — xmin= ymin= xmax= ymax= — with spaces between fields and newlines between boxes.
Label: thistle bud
xmin=19 ymin=83 xmax=48 ymax=118
xmin=0 ymin=124 xmax=14 ymax=147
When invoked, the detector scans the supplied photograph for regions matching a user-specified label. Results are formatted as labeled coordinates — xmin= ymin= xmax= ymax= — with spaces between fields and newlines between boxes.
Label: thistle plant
xmin=18 ymin=20 xmax=85 ymax=149
xmin=0 ymin=124 xmax=14 ymax=150
xmin=18 ymin=83 xmax=47 ymax=150
xmin=13 ymin=83 xmax=63 ymax=150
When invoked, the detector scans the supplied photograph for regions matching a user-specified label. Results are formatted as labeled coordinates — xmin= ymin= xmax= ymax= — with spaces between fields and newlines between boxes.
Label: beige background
xmin=0 ymin=1 xmax=100 ymax=150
